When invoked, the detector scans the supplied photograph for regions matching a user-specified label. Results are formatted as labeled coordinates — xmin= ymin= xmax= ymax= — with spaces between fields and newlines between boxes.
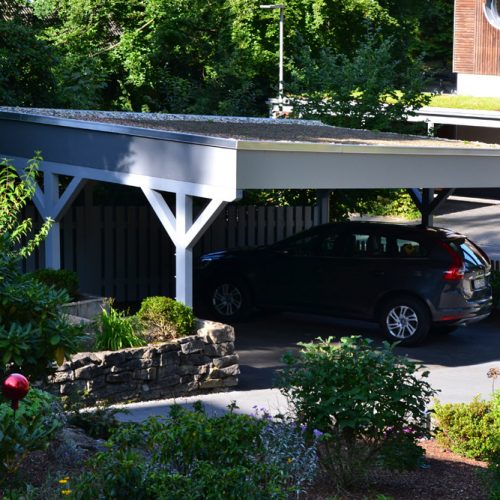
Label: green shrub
xmin=95 ymin=305 xmax=146 ymax=351
xmin=0 ymin=388 xmax=63 ymax=486
xmin=484 ymin=454 xmax=500 ymax=500
xmin=0 ymin=157 xmax=84 ymax=380
xmin=276 ymin=336 xmax=437 ymax=488
xmin=70 ymin=403 xmax=319 ymax=499
xmin=136 ymin=296 xmax=195 ymax=341
xmin=433 ymin=391 xmax=500 ymax=461
xmin=30 ymin=268 xmax=79 ymax=300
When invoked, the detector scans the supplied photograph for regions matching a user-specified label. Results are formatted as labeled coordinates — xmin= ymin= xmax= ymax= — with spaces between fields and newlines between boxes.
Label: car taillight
xmin=438 ymin=241 xmax=465 ymax=281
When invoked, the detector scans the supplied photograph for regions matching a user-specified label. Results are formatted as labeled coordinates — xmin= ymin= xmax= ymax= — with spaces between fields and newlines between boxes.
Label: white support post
xmin=44 ymin=172 xmax=61 ymax=269
xmin=143 ymin=188 xmax=230 ymax=307
xmin=175 ymin=194 xmax=193 ymax=306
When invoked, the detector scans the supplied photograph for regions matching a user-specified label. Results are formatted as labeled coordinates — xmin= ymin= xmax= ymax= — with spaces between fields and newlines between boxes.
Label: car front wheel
xmin=209 ymin=281 xmax=251 ymax=321
xmin=380 ymin=297 xmax=430 ymax=346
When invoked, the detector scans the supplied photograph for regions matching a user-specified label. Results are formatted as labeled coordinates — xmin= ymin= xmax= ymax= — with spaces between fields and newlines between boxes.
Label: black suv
xmin=196 ymin=222 xmax=492 ymax=345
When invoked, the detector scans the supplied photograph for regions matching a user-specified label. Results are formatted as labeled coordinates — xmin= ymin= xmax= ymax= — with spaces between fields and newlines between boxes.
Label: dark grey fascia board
xmin=0 ymin=113 xmax=239 ymax=201
xmin=0 ymin=110 xmax=238 ymax=149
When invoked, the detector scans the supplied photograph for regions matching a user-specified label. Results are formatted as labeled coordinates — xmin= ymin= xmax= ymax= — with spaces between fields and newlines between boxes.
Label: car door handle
xmin=373 ymin=271 xmax=385 ymax=276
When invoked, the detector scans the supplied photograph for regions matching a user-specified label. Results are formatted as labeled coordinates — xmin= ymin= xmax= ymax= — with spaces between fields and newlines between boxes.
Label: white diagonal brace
xmin=184 ymin=198 xmax=228 ymax=248
xmin=141 ymin=187 xmax=178 ymax=246
xmin=51 ymin=176 xmax=87 ymax=221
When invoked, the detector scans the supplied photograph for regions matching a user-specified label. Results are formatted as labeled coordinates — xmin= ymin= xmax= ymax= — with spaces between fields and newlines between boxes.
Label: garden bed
xmin=45 ymin=319 xmax=239 ymax=404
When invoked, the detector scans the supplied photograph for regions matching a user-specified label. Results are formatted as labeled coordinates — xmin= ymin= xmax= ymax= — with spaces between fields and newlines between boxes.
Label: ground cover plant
xmin=29 ymin=402 xmax=320 ymax=499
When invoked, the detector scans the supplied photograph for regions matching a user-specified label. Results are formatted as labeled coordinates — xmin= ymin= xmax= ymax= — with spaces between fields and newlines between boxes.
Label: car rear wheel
xmin=209 ymin=280 xmax=251 ymax=321
xmin=380 ymin=297 xmax=430 ymax=346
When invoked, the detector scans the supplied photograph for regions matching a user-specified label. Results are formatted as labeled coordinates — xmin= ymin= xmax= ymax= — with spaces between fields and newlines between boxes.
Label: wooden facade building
xmin=454 ymin=0 xmax=500 ymax=96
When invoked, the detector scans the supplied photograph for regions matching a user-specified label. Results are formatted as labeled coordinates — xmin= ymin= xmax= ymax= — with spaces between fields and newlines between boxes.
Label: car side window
xmin=281 ymin=233 xmax=323 ymax=256
xmin=395 ymin=238 xmax=427 ymax=258
xmin=345 ymin=233 xmax=388 ymax=258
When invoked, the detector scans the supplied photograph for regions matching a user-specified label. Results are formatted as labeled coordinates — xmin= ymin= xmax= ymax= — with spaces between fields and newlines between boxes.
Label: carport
xmin=1 ymin=108 xmax=500 ymax=306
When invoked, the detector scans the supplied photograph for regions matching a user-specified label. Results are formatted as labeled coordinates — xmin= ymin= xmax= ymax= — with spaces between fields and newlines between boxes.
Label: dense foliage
xmin=433 ymin=392 xmax=500 ymax=461
xmin=277 ymin=336 xmax=437 ymax=487
xmin=30 ymin=268 xmax=80 ymax=300
xmin=1 ymin=0 xmax=452 ymax=118
xmin=69 ymin=403 xmax=319 ymax=498
xmin=0 ymin=157 xmax=83 ymax=380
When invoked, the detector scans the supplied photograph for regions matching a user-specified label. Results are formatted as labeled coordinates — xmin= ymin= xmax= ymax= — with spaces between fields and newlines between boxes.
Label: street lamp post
xmin=260 ymin=4 xmax=285 ymax=114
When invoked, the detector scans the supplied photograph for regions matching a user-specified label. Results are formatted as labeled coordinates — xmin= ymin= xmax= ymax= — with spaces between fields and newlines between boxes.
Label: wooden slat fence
xmin=22 ymin=203 xmax=321 ymax=302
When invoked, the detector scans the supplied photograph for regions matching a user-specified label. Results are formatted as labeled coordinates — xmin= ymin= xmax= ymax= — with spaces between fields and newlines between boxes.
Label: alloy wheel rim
xmin=212 ymin=283 xmax=243 ymax=316
xmin=386 ymin=305 xmax=419 ymax=339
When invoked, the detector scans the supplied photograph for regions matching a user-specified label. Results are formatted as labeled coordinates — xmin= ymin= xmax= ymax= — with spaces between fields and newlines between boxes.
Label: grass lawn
xmin=428 ymin=93 xmax=500 ymax=111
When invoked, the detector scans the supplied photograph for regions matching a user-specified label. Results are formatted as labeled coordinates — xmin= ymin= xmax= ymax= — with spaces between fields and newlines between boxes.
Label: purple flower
xmin=300 ymin=424 xmax=307 ymax=433
xmin=313 ymin=429 xmax=324 ymax=439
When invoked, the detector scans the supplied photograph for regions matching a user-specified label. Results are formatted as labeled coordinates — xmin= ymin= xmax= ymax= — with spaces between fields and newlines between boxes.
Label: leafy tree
xmin=290 ymin=30 xmax=431 ymax=132
xmin=0 ymin=0 xmax=57 ymax=106
xmin=28 ymin=0 xmax=442 ymax=115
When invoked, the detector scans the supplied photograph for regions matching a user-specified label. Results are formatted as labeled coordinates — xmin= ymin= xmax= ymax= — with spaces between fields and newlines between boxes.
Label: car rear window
xmin=448 ymin=239 xmax=489 ymax=269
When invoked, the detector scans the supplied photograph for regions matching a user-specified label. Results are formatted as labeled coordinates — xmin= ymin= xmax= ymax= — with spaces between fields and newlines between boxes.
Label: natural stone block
xmin=209 ymin=364 xmax=240 ymax=379
xmin=180 ymin=338 xmax=204 ymax=354
xmin=106 ymin=372 xmax=132 ymax=383
xmin=180 ymin=353 xmax=211 ymax=366
xmin=67 ymin=352 xmax=102 ymax=369
xmin=133 ymin=367 xmax=157 ymax=381
xmin=158 ymin=365 xmax=178 ymax=379
xmin=160 ymin=375 xmax=180 ymax=387
xmin=59 ymin=380 xmax=86 ymax=396
xmin=212 ymin=354 xmax=239 ymax=369
xmin=74 ymin=365 xmax=98 ymax=380
xmin=160 ymin=351 xmax=180 ymax=366
xmin=178 ymin=365 xmax=199 ymax=376
xmin=198 ymin=322 xmax=235 ymax=343
xmin=198 ymin=379 xmax=225 ymax=390
xmin=86 ymin=376 xmax=107 ymax=390
xmin=203 ymin=342 xmax=234 ymax=357
xmin=49 ymin=370 xmax=74 ymax=384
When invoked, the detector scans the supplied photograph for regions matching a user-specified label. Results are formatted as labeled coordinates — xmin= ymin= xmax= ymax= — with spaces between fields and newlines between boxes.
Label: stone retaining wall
xmin=46 ymin=319 xmax=239 ymax=404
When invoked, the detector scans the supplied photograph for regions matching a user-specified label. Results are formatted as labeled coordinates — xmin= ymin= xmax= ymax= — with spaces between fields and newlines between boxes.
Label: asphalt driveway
xmin=233 ymin=310 xmax=500 ymax=403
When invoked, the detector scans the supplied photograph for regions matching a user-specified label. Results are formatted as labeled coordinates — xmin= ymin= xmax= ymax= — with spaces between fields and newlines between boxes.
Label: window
xmin=395 ymin=238 xmax=427 ymax=258
xmin=484 ymin=0 xmax=500 ymax=29
xmin=346 ymin=233 xmax=388 ymax=257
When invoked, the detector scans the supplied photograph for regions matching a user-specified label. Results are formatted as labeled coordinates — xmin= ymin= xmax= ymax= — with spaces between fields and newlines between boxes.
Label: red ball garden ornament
xmin=2 ymin=373 xmax=30 ymax=411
